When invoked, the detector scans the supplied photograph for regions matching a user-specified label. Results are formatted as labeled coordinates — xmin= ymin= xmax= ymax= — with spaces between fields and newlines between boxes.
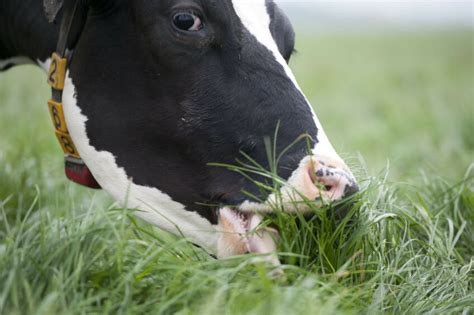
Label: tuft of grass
xmin=212 ymin=149 xmax=473 ymax=314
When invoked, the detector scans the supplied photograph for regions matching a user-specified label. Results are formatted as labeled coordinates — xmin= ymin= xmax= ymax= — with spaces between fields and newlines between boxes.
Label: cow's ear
xmin=43 ymin=0 xmax=64 ymax=23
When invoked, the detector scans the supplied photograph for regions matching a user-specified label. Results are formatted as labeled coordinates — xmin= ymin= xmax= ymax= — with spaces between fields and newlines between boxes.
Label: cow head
xmin=45 ymin=0 xmax=358 ymax=258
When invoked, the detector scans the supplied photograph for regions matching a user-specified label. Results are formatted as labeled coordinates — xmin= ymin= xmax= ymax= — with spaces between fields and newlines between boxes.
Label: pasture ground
xmin=0 ymin=30 xmax=473 ymax=314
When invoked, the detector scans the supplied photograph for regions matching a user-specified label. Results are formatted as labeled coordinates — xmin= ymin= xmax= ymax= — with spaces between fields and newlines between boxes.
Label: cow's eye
xmin=173 ymin=12 xmax=203 ymax=31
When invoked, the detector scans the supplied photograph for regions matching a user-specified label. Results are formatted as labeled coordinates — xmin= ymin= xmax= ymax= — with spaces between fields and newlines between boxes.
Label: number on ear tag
xmin=55 ymin=131 xmax=81 ymax=159
xmin=48 ymin=99 xmax=69 ymax=134
xmin=47 ymin=53 xmax=67 ymax=90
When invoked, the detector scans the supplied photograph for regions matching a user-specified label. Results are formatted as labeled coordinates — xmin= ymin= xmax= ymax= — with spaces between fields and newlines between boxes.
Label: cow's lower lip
xmin=219 ymin=207 xmax=280 ymax=257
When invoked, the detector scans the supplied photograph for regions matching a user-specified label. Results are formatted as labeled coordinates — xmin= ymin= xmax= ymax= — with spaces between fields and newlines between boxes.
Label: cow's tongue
xmin=219 ymin=208 xmax=280 ymax=265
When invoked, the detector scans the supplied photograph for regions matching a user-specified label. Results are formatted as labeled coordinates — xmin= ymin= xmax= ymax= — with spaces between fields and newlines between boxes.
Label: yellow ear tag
xmin=55 ymin=130 xmax=81 ymax=159
xmin=47 ymin=99 xmax=69 ymax=134
xmin=47 ymin=100 xmax=80 ymax=159
xmin=47 ymin=53 xmax=67 ymax=90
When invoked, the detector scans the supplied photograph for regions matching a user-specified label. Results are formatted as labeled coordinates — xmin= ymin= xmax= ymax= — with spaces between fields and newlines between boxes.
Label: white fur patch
xmin=61 ymin=72 xmax=218 ymax=254
xmin=231 ymin=0 xmax=340 ymax=161
xmin=0 ymin=56 xmax=33 ymax=69
xmin=37 ymin=58 xmax=52 ymax=72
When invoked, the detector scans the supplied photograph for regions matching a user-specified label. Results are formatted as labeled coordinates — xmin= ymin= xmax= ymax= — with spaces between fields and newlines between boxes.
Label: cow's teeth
xmin=217 ymin=207 xmax=280 ymax=265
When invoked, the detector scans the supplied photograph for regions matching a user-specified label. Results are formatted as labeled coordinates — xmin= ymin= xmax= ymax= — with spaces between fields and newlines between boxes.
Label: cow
xmin=0 ymin=0 xmax=358 ymax=261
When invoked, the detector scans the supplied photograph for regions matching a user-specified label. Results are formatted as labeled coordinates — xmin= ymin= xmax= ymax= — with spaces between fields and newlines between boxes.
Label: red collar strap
xmin=46 ymin=0 xmax=100 ymax=189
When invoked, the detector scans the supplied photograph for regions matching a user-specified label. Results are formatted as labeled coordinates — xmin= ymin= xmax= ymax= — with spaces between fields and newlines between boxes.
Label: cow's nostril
xmin=305 ymin=158 xmax=359 ymax=201
xmin=344 ymin=183 xmax=360 ymax=197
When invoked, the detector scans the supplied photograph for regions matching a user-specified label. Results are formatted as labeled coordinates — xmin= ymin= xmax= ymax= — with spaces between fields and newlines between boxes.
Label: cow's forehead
xmin=231 ymin=0 xmax=275 ymax=46
xmin=230 ymin=0 xmax=293 ymax=78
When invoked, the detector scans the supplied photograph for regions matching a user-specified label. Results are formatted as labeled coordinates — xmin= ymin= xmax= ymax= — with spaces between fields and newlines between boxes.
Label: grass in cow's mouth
xmin=1 ymin=31 xmax=473 ymax=314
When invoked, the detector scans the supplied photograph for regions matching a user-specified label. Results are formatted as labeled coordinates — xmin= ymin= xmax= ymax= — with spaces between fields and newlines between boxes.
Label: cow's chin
xmin=216 ymin=207 xmax=280 ymax=266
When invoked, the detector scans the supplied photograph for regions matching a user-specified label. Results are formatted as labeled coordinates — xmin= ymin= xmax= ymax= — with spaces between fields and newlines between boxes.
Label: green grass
xmin=0 ymin=31 xmax=473 ymax=314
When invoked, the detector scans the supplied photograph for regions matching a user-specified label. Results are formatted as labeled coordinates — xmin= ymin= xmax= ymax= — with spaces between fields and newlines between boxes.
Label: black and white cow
xmin=0 ymin=0 xmax=358 ymax=260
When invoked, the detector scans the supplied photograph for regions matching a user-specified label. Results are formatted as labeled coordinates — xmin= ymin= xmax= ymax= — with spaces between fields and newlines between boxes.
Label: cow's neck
xmin=0 ymin=0 xmax=59 ymax=68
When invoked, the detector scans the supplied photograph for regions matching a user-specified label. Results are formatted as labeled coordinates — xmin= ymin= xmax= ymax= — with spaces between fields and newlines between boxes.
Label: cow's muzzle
xmin=216 ymin=154 xmax=358 ymax=263
xmin=288 ymin=155 xmax=359 ymax=204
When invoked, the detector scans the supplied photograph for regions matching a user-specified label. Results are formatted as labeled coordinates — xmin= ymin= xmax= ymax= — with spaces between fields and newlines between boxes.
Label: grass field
xmin=0 ymin=30 xmax=473 ymax=314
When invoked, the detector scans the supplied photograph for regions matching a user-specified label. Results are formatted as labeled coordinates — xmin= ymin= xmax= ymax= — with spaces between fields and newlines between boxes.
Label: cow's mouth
xmin=217 ymin=207 xmax=280 ymax=264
